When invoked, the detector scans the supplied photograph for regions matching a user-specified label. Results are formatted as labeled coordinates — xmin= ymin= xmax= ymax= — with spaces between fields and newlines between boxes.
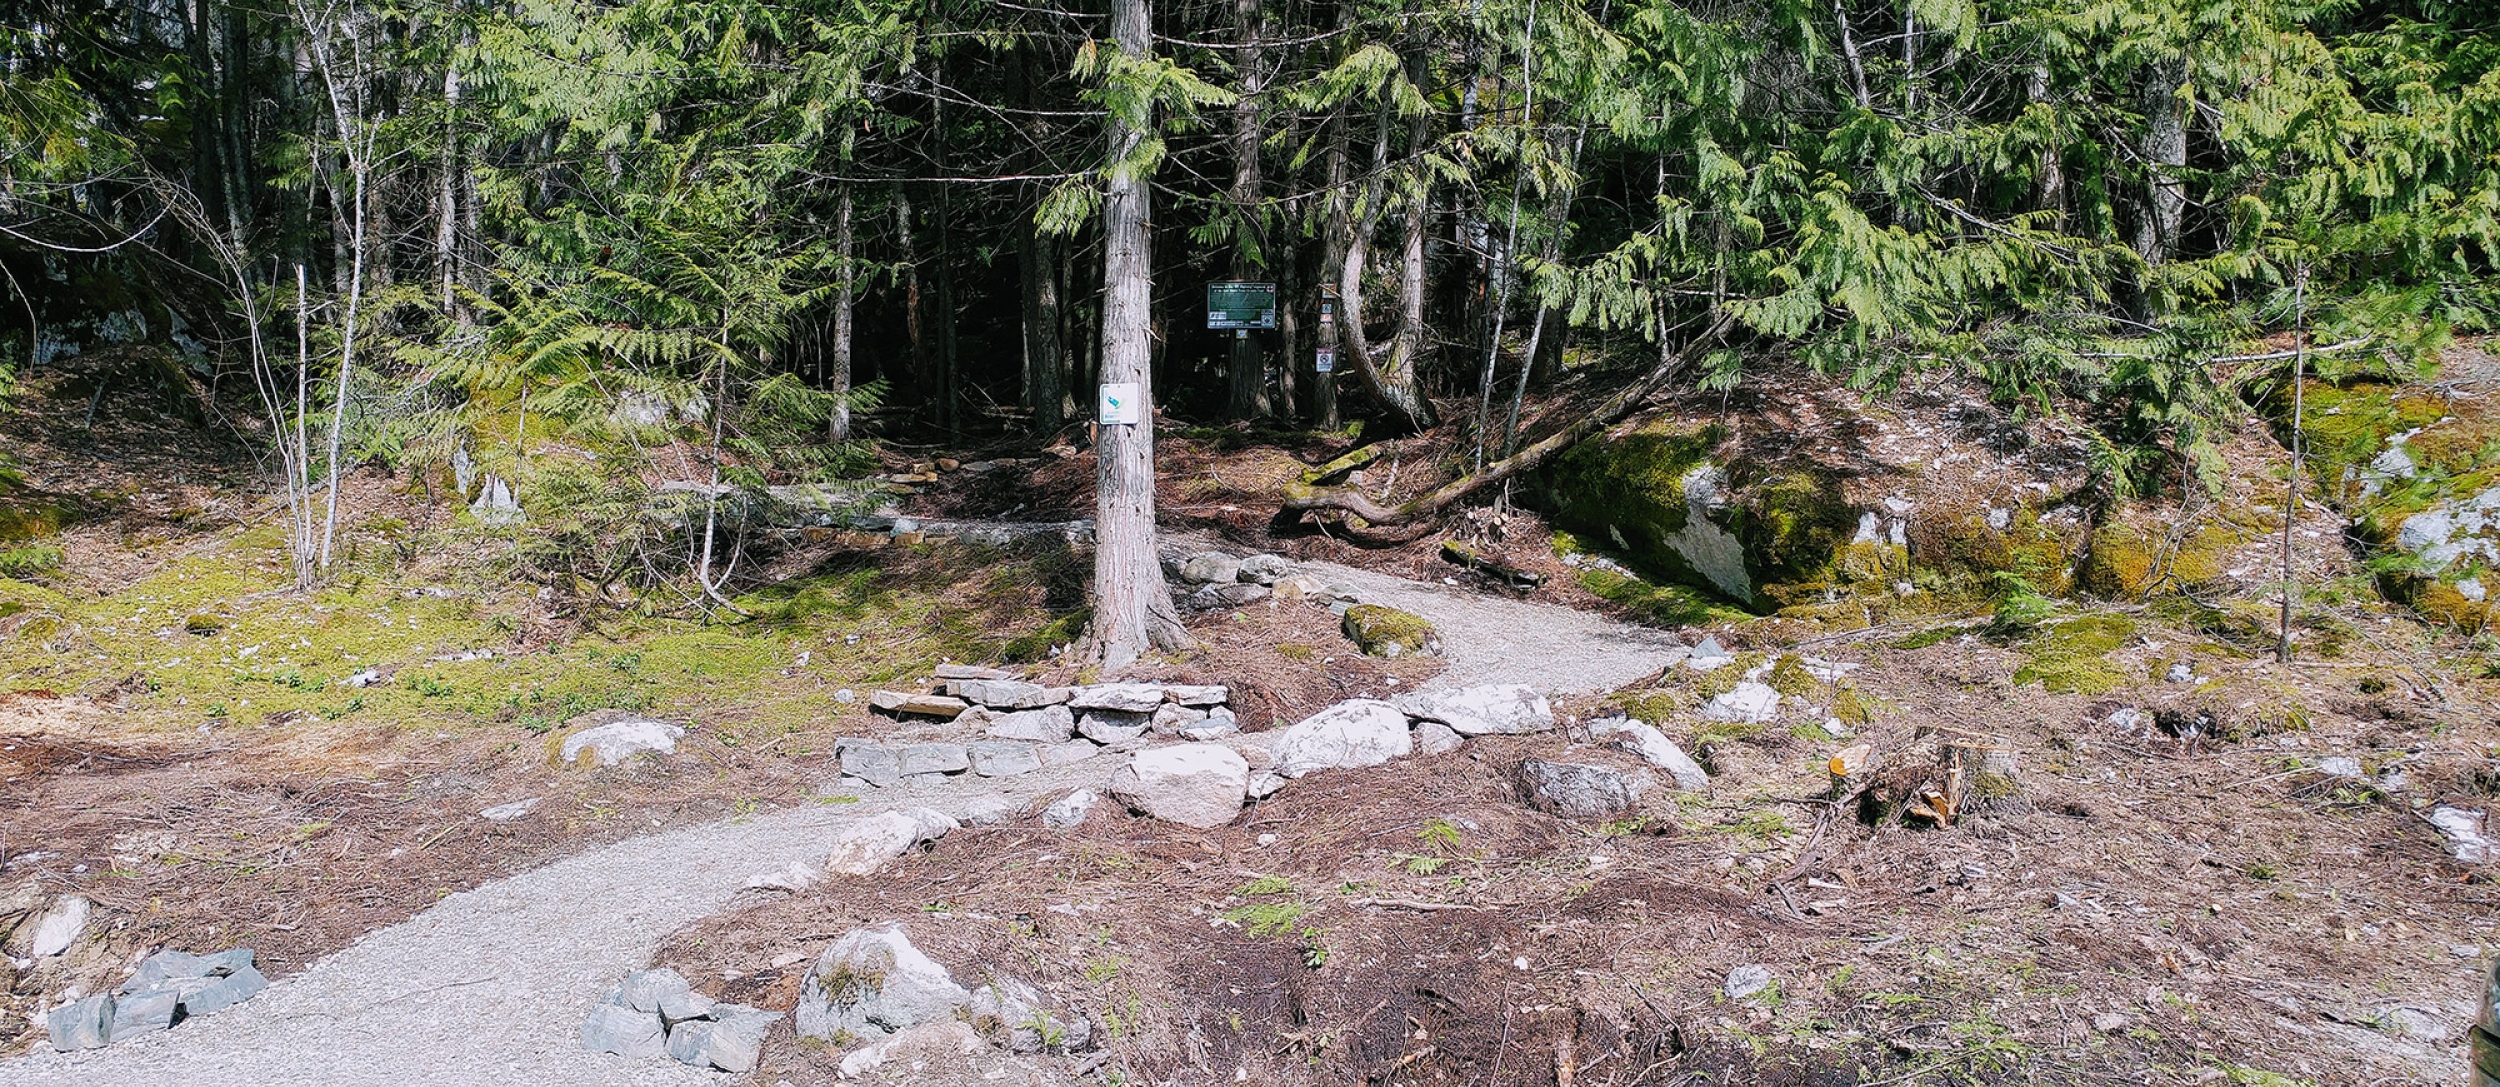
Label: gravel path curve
xmin=3 ymin=554 xmax=1675 ymax=1086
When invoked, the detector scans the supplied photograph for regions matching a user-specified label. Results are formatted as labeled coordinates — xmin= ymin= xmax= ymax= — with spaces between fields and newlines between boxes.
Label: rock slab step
xmin=1272 ymin=700 xmax=1413 ymax=778
xmin=1394 ymin=684 xmax=1553 ymax=735
xmin=1514 ymin=758 xmax=1653 ymax=818
xmin=1107 ymin=744 xmax=1251 ymax=828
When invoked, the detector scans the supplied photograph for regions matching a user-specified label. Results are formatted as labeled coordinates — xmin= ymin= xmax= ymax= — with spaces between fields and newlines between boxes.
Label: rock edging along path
xmin=0 ymin=766 xmax=1099 ymax=1087
xmin=3 ymin=553 xmax=1674 ymax=1086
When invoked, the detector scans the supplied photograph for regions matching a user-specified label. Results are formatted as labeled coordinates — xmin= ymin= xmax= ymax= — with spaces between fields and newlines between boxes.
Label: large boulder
xmin=1271 ymin=700 xmax=1413 ymax=777
xmin=556 ymin=716 xmax=683 ymax=769
xmin=1105 ymin=744 xmax=1250 ymax=828
xmin=1394 ymin=685 xmax=1553 ymax=736
xmin=795 ymin=926 xmax=971 ymax=1043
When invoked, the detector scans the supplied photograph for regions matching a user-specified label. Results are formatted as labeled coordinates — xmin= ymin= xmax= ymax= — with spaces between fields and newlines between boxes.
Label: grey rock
xmin=795 ymin=925 xmax=971 ymax=1043
xmin=1393 ymin=684 xmax=1553 ymax=736
xmin=1272 ymin=700 xmax=1413 ymax=778
xmin=1069 ymin=684 xmax=1165 ymax=713
xmin=1043 ymin=789 xmax=1099 ymax=828
xmin=559 ymin=717 xmax=684 ymax=768
xmin=957 ymin=796 xmax=1017 ymax=826
xmin=1179 ymin=709 xmax=1241 ymax=741
xmin=1272 ymin=573 xmax=1329 ymax=600
xmin=1184 ymin=582 xmax=1270 ymax=611
xmin=621 ymin=968 xmax=692 ymax=1014
xmin=1724 ymin=964 xmax=1775 ymax=1002
xmin=1701 ymin=682 xmax=1782 ymax=723
xmin=1038 ymin=739 xmax=1101 ymax=766
xmin=1164 ymin=684 xmax=1230 ymax=706
xmin=583 ymin=1002 xmax=669 ymax=1060
xmin=869 ymin=691 xmax=971 ymax=719
xmin=1413 ymin=720 xmax=1465 ymax=756
xmin=1591 ymin=718 xmax=1710 ymax=790
xmin=1151 ymin=702 xmax=1209 ymax=733
xmin=668 ymin=1004 xmax=779 ymax=1072
xmin=479 ymin=797 xmax=541 ymax=821
xmin=825 ymin=808 xmax=959 ymax=876
xmin=121 ymin=949 xmax=209 ymax=994
xmin=1244 ymin=771 xmax=1288 ymax=800
xmin=198 ymin=948 xmax=255 ymax=975
xmin=1106 ymin=744 xmax=1251 ymax=828
xmin=179 ymin=965 xmax=266 ymax=1016
xmin=969 ymin=977 xmax=1091 ymax=1054
xmin=1178 ymin=551 xmax=1241 ymax=585
xmin=898 ymin=743 xmax=970 ymax=776
xmin=950 ymin=678 xmax=1061 ymax=709
xmin=1236 ymin=554 xmax=1293 ymax=585
xmin=2164 ymin=661 xmax=2197 ymax=684
xmin=935 ymin=664 xmax=1015 ymax=681
xmin=26 ymin=894 xmax=89 ymax=957
xmin=1078 ymin=710 xmax=1152 ymax=744
xmin=1514 ymin=758 xmax=1653 ymax=818
xmin=108 ymin=988 xmax=180 ymax=1038
xmin=987 ymin=704 xmax=1077 ymax=743
xmin=833 ymin=688 xmax=858 ymax=704
xmin=47 ymin=994 xmax=113 ymax=1051
xmin=967 ymin=741 xmax=1042 ymax=778
xmin=840 ymin=743 xmax=904 ymax=788
xmin=2318 ymin=755 xmax=2365 ymax=779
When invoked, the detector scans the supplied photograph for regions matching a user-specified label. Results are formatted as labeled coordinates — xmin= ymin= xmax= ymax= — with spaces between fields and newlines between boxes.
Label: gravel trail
xmin=2 ymin=555 xmax=1675 ymax=1086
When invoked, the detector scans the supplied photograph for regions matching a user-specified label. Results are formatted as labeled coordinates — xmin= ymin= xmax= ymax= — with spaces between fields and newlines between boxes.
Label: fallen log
xmin=1439 ymin=541 xmax=1544 ymax=589
xmin=1278 ymin=310 xmax=1733 ymax=528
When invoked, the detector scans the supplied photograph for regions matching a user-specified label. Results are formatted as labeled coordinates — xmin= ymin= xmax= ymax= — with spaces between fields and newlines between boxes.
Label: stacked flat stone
xmin=841 ymin=671 xmax=1239 ymax=789
xmin=582 ymin=967 xmax=782 ymax=1073
xmin=47 ymin=947 xmax=267 ymax=1051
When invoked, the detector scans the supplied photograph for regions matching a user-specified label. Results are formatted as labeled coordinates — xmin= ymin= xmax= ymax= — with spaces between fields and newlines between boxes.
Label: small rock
xmin=1342 ymin=604 xmax=1440 ymax=658
xmin=1244 ymin=770 xmax=1288 ymax=800
xmin=109 ymin=988 xmax=179 ymax=1038
xmin=120 ymin=949 xmax=209 ymax=994
xmin=825 ymin=808 xmax=959 ymax=876
xmin=1393 ymin=685 xmax=1553 ymax=736
xmin=956 ymin=796 xmax=1017 ymax=826
xmin=1068 ymin=684 xmax=1166 ymax=714
xmin=180 ymin=965 xmax=266 ymax=1016
xmin=559 ymin=718 xmax=685 ymax=768
xmin=479 ymin=797 xmax=541 ymax=821
xmin=1686 ymin=635 xmax=1734 ymax=670
xmin=840 ymin=743 xmax=904 ymax=788
xmin=1179 ymin=709 xmax=1240 ymax=741
xmin=582 ymin=1002 xmax=669 ymax=1060
xmin=1042 ymin=788 xmax=1099 ymax=828
xmin=835 ymin=1019 xmax=987 ymax=1079
xmin=968 ymin=976 xmax=1091 ymax=1053
xmin=744 ymin=862 xmax=821 ymax=893
xmin=2317 ymin=756 xmax=2365 ymax=779
xmin=934 ymin=664 xmax=1014 ymax=680
xmin=1272 ymin=573 xmax=1328 ymax=600
xmin=1514 ymin=758 xmax=1652 ymax=818
xmin=1236 ymin=554 xmax=1293 ymax=585
xmin=1106 ymin=744 xmax=1251 ymax=828
xmin=834 ymin=688 xmax=858 ymax=704
xmin=898 ymin=743 xmax=970 ymax=776
xmin=795 ymin=925 xmax=971 ymax=1042
xmin=25 ymin=894 xmax=89 ymax=957
xmin=1078 ymin=710 xmax=1153 ymax=745
xmin=2090 ymin=1012 xmax=2131 ymax=1033
xmin=1590 ymin=718 xmax=1710 ymax=790
xmin=1272 ymin=700 xmax=1413 ymax=778
xmin=1724 ymin=964 xmax=1775 ymax=1002
xmin=343 ymin=668 xmax=382 ymax=688
xmin=1178 ymin=551 xmax=1241 ymax=585
xmin=1701 ymin=682 xmax=1782 ymax=723
xmin=2430 ymin=806 xmax=2495 ymax=864
xmin=48 ymin=994 xmax=114 ymax=1051
xmin=1184 ymin=582 xmax=1271 ymax=611
xmin=2105 ymin=706 xmax=2149 ymax=732
xmin=987 ymin=704 xmax=1077 ymax=743
xmin=869 ymin=691 xmax=970 ymax=719
xmin=2164 ymin=661 xmax=2197 ymax=684
xmin=621 ymin=968 xmax=693 ymax=1014
xmin=669 ymin=1003 xmax=780 ymax=1072
xmin=1152 ymin=702 xmax=1209 ymax=733
xmin=966 ymin=741 xmax=1042 ymax=778
xmin=1413 ymin=720 xmax=1465 ymax=756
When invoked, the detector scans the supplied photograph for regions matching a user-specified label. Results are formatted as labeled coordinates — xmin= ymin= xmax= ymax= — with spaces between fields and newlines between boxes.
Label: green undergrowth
xmin=2 ymin=519 xmax=1087 ymax=734
xmin=2010 ymin=613 xmax=2139 ymax=695
xmin=1554 ymin=531 xmax=1751 ymax=628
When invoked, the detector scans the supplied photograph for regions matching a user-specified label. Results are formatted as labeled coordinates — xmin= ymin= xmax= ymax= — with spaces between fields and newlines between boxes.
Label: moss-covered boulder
xmin=1536 ymin=381 xmax=2093 ymax=617
xmin=1341 ymin=604 xmax=1439 ymax=658
xmin=2265 ymin=372 xmax=2500 ymax=629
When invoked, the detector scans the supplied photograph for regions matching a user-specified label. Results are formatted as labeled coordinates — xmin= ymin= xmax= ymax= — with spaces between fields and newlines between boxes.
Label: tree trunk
xmin=1086 ymin=0 xmax=1191 ymax=672
xmin=1224 ymin=0 xmax=1269 ymax=420
xmin=1020 ymin=218 xmax=1068 ymax=436
xmin=896 ymin=187 xmax=924 ymax=402
xmin=437 ymin=58 xmax=462 ymax=318
xmin=1315 ymin=48 xmax=1352 ymax=431
xmin=1365 ymin=47 xmax=1438 ymax=432
xmin=2137 ymin=56 xmax=2187 ymax=268
xmin=829 ymin=185 xmax=855 ymax=441
xmin=2028 ymin=62 xmax=2064 ymax=227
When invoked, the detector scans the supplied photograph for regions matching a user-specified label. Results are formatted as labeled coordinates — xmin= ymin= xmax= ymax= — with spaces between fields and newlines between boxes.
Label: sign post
xmin=1206 ymin=281 xmax=1278 ymax=332
xmin=1098 ymin=382 xmax=1141 ymax=426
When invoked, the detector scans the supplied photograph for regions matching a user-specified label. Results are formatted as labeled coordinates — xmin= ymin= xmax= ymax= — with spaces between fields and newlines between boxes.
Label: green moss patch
xmin=2011 ymin=613 xmax=2138 ymax=695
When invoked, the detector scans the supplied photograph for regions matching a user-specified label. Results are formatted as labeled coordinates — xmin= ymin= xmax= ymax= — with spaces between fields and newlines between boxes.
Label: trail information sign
xmin=1206 ymin=281 xmax=1278 ymax=331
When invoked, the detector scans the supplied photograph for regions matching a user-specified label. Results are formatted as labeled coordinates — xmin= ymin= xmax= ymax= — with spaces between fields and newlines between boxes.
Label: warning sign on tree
xmin=1206 ymin=281 xmax=1278 ymax=331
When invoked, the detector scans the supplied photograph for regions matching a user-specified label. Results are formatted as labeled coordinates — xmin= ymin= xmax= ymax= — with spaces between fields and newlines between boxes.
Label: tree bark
xmin=1086 ymin=0 xmax=1192 ymax=671
xmin=1316 ymin=43 xmax=1352 ymax=431
xmin=829 ymin=185 xmax=855 ymax=441
xmin=1020 ymin=211 xmax=1068 ymax=435
xmin=2137 ymin=56 xmax=2187 ymax=267
xmin=1224 ymin=0 xmax=1269 ymax=420
xmin=2028 ymin=62 xmax=2064 ymax=227
xmin=437 ymin=57 xmax=462 ymax=318
xmin=896 ymin=187 xmax=924 ymax=402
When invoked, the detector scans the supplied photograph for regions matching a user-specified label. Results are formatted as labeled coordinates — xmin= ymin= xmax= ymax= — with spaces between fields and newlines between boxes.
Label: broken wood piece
xmin=1438 ymin=541 xmax=1545 ymax=588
